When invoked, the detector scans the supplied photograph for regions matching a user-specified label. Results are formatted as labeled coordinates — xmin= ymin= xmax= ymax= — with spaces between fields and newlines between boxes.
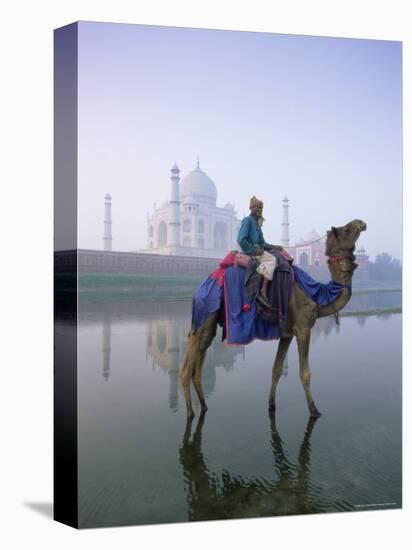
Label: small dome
xmin=180 ymin=162 xmax=217 ymax=205
xmin=308 ymin=229 xmax=320 ymax=240
xmin=297 ymin=229 xmax=321 ymax=246
xmin=224 ymin=202 xmax=234 ymax=210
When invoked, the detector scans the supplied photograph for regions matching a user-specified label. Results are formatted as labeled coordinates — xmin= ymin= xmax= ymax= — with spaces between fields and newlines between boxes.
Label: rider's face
xmin=252 ymin=205 xmax=263 ymax=217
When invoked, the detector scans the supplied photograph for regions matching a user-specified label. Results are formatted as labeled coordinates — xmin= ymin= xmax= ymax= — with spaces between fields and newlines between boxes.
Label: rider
xmin=237 ymin=196 xmax=283 ymax=304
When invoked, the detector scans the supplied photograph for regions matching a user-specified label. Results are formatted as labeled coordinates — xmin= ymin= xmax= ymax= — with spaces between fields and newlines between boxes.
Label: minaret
xmin=356 ymin=245 xmax=370 ymax=280
xmin=103 ymin=193 xmax=112 ymax=251
xmin=281 ymin=195 xmax=290 ymax=247
xmin=168 ymin=163 xmax=181 ymax=249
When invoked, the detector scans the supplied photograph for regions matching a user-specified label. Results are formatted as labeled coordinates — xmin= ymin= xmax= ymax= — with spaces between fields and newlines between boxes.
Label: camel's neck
xmin=317 ymin=287 xmax=351 ymax=318
xmin=317 ymin=254 xmax=356 ymax=318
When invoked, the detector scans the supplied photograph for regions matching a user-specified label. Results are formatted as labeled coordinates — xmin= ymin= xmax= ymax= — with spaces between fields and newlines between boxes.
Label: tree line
xmin=367 ymin=253 xmax=402 ymax=281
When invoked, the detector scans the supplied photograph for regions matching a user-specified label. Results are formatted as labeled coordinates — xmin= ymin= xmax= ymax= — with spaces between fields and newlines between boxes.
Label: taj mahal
xmin=101 ymin=159 xmax=369 ymax=270
xmin=143 ymin=159 xmax=240 ymax=259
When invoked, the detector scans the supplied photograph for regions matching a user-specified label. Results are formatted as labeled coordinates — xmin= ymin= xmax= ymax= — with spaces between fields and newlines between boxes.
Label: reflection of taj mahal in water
xmin=146 ymin=312 xmax=244 ymax=411
xmin=98 ymin=301 xmax=245 ymax=411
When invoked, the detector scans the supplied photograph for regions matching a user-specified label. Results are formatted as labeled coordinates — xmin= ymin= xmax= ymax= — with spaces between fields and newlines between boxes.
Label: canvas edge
xmin=53 ymin=21 xmax=79 ymax=529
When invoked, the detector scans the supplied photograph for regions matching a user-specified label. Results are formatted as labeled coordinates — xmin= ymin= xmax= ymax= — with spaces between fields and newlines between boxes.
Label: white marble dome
xmin=307 ymin=229 xmax=321 ymax=242
xmin=180 ymin=163 xmax=217 ymax=205
xmin=297 ymin=229 xmax=321 ymax=246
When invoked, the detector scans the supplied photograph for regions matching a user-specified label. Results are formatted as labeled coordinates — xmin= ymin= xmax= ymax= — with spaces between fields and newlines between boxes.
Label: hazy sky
xmin=77 ymin=21 xmax=402 ymax=261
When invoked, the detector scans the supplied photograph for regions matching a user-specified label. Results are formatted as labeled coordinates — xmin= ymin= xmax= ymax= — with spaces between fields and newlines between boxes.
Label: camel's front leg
xmin=192 ymin=349 xmax=208 ymax=412
xmin=295 ymin=328 xmax=321 ymax=418
xmin=268 ymin=336 xmax=293 ymax=412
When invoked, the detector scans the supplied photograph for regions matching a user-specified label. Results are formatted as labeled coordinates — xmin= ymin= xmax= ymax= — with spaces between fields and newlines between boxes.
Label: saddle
xmin=244 ymin=251 xmax=293 ymax=327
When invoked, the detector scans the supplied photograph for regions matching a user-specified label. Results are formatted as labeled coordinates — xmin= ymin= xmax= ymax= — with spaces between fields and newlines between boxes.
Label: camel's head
xmin=325 ymin=219 xmax=367 ymax=257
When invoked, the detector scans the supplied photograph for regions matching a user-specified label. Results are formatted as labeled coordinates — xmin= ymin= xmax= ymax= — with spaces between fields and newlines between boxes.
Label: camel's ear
xmin=331 ymin=226 xmax=338 ymax=237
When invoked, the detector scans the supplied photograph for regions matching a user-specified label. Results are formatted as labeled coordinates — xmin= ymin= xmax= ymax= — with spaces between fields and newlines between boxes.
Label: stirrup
xmin=256 ymin=293 xmax=272 ymax=309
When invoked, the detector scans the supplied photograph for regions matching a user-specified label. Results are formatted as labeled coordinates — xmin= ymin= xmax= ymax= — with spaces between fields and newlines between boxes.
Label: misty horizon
xmin=76 ymin=22 xmax=402 ymax=262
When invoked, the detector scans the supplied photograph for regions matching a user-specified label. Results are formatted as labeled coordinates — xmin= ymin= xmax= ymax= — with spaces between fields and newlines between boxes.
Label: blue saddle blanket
xmin=292 ymin=265 xmax=351 ymax=305
xmin=192 ymin=265 xmax=283 ymax=345
xmin=191 ymin=264 xmax=349 ymax=346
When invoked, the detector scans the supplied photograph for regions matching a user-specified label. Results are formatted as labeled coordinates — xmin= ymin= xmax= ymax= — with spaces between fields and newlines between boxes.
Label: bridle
xmin=318 ymin=254 xmax=357 ymax=324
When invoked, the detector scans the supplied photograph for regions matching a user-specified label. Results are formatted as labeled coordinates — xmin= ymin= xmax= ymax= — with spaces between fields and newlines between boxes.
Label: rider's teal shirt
xmin=237 ymin=215 xmax=272 ymax=256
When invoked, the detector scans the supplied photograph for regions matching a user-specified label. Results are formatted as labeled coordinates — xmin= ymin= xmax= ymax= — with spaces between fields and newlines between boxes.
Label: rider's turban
xmin=249 ymin=196 xmax=263 ymax=211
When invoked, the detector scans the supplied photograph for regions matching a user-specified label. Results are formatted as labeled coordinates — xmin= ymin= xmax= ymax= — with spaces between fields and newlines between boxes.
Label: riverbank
xmin=55 ymin=273 xmax=402 ymax=316
xmin=340 ymin=307 xmax=402 ymax=317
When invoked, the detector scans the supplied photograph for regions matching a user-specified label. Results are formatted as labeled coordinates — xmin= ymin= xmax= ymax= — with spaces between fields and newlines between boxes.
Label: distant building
xmin=279 ymin=196 xmax=367 ymax=271
xmin=355 ymin=246 xmax=370 ymax=280
xmin=279 ymin=195 xmax=327 ymax=266
xmin=288 ymin=229 xmax=328 ymax=267
xmin=142 ymin=160 xmax=240 ymax=259
xmin=103 ymin=193 xmax=113 ymax=251
xmin=287 ymin=229 xmax=368 ymax=275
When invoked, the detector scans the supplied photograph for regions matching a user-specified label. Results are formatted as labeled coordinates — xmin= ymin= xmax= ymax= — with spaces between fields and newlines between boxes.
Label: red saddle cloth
xmin=209 ymin=248 xmax=293 ymax=287
xmin=209 ymin=251 xmax=237 ymax=287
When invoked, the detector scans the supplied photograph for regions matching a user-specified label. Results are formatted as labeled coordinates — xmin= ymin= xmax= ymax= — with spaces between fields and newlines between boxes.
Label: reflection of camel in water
xmin=179 ymin=413 xmax=351 ymax=520
xmin=180 ymin=220 xmax=367 ymax=419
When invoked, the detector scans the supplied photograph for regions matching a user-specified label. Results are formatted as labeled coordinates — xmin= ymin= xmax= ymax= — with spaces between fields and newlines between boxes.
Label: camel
xmin=180 ymin=219 xmax=367 ymax=419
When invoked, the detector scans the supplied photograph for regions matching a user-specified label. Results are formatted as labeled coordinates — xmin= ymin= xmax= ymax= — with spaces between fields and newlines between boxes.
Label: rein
xmin=297 ymin=234 xmax=327 ymax=246
xmin=328 ymin=255 xmax=358 ymax=269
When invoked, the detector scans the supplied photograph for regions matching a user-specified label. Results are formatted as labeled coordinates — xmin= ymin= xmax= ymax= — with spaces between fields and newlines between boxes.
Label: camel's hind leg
xmin=295 ymin=328 xmax=321 ymax=418
xmin=180 ymin=313 xmax=218 ymax=419
xmin=268 ymin=336 xmax=293 ymax=412
xmin=180 ymin=351 xmax=195 ymax=419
